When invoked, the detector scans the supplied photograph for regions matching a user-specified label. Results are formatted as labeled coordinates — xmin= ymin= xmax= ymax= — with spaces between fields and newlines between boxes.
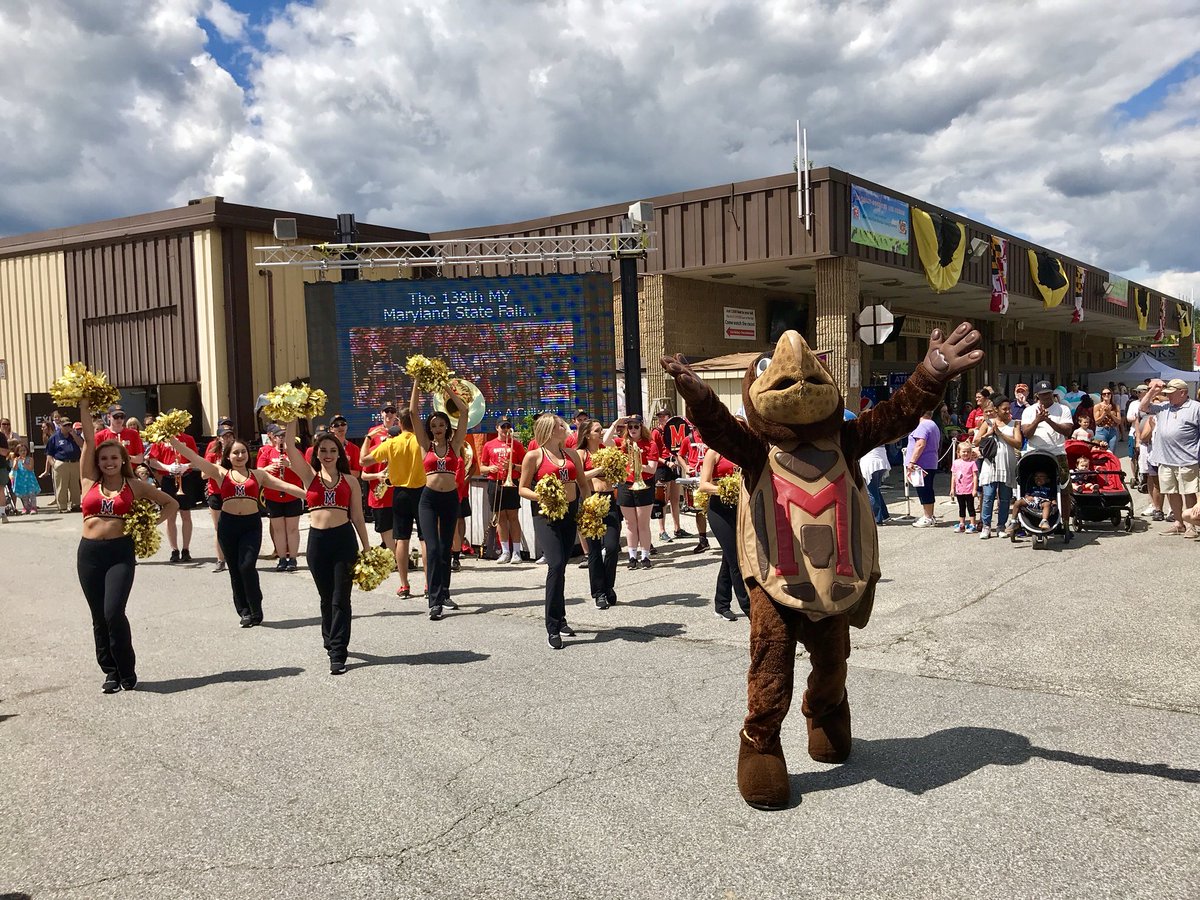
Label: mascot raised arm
xmin=662 ymin=323 xmax=983 ymax=810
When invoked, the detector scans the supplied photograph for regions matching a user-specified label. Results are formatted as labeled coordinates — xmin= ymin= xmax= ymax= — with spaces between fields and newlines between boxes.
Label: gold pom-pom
xmin=353 ymin=545 xmax=396 ymax=591
xmin=262 ymin=382 xmax=325 ymax=423
xmin=591 ymin=447 xmax=629 ymax=485
xmin=694 ymin=490 xmax=711 ymax=514
xmin=50 ymin=362 xmax=122 ymax=410
xmin=405 ymin=354 xmax=454 ymax=393
xmin=716 ymin=471 xmax=742 ymax=506
xmin=142 ymin=409 xmax=193 ymax=444
xmin=534 ymin=473 xmax=569 ymax=521
xmin=577 ymin=493 xmax=611 ymax=539
xmin=123 ymin=499 xmax=162 ymax=559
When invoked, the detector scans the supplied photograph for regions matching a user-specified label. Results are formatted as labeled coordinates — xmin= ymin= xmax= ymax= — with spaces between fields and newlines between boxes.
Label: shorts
xmin=1138 ymin=450 xmax=1157 ymax=477
xmin=372 ymin=505 xmax=394 ymax=535
xmin=487 ymin=480 xmax=520 ymax=511
xmin=391 ymin=485 xmax=424 ymax=541
xmin=617 ymin=482 xmax=655 ymax=507
xmin=160 ymin=471 xmax=204 ymax=510
xmin=1158 ymin=463 xmax=1199 ymax=495
xmin=655 ymin=463 xmax=679 ymax=484
xmin=459 ymin=496 xmax=472 ymax=519
xmin=265 ymin=498 xmax=303 ymax=518
xmin=206 ymin=494 xmax=222 ymax=511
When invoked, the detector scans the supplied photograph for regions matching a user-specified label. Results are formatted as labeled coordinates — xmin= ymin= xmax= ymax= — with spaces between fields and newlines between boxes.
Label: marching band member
xmin=607 ymin=414 xmax=658 ymax=569
xmin=78 ymin=400 xmax=178 ymax=693
xmin=678 ymin=426 xmax=711 ymax=553
xmin=94 ymin=405 xmax=145 ymax=465
xmin=283 ymin=421 xmax=371 ymax=675
xmin=697 ymin=441 xmax=749 ymax=622
xmin=306 ymin=414 xmax=361 ymax=477
xmin=518 ymin=414 xmax=591 ymax=649
xmin=361 ymin=405 xmax=399 ymax=552
xmin=169 ymin=433 xmax=305 ymax=627
xmin=651 ymin=408 xmax=688 ymax=542
xmin=580 ymin=419 xmax=621 ymax=609
xmin=411 ymin=380 xmax=470 ymax=621
xmin=146 ymin=429 xmax=203 ymax=563
xmin=257 ymin=425 xmax=304 ymax=571
xmin=480 ymin=418 xmax=525 ymax=563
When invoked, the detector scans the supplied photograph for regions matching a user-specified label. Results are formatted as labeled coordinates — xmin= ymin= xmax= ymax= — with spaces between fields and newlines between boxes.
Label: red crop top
xmin=713 ymin=456 xmax=739 ymax=479
xmin=219 ymin=471 xmax=261 ymax=502
xmin=423 ymin=445 xmax=459 ymax=475
xmin=82 ymin=481 xmax=135 ymax=519
xmin=536 ymin=449 xmax=577 ymax=483
xmin=306 ymin=474 xmax=352 ymax=512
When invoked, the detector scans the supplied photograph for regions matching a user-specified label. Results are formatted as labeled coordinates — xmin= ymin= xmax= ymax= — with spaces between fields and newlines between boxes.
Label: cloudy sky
xmin=1 ymin=0 xmax=1197 ymax=298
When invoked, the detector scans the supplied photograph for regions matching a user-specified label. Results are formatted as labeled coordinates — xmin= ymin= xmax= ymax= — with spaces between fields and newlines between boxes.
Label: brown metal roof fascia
xmin=0 ymin=197 xmax=427 ymax=259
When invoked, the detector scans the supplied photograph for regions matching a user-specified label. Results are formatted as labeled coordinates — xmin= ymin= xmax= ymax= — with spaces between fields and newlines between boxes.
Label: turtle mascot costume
xmin=661 ymin=323 xmax=982 ymax=809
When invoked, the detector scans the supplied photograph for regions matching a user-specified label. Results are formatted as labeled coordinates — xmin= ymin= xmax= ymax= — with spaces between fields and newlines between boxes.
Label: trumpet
xmin=631 ymin=440 xmax=647 ymax=490
xmin=501 ymin=434 xmax=516 ymax=488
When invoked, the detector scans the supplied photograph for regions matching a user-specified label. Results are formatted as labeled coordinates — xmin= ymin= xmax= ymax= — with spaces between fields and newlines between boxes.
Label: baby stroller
xmin=1010 ymin=449 xmax=1067 ymax=550
xmin=1065 ymin=439 xmax=1134 ymax=533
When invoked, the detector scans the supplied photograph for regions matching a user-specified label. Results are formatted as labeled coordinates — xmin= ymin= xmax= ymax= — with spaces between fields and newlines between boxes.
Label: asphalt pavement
xmin=1 ymin=481 xmax=1197 ymax=900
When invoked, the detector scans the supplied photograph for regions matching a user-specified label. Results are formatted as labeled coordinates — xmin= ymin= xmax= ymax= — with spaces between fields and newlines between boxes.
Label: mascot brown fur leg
xmin=799 ymin=614 xmax=852 ymax=763
xmin=738 ymin=586 xmax=796 ymax=809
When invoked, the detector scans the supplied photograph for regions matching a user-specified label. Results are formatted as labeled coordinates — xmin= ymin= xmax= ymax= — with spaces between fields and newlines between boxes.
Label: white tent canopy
xmin=1087 ymin=353 xmax=1199 ymax=392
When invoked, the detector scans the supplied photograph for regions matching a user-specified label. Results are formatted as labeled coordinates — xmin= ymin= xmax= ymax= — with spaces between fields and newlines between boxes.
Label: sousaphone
xmin=434 ymin=378 xmax=486 ymax=430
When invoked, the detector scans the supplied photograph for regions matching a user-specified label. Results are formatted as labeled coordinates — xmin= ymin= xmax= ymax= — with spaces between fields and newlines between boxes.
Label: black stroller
xmin=1010 ymin=449 xmax=1068 ymax=550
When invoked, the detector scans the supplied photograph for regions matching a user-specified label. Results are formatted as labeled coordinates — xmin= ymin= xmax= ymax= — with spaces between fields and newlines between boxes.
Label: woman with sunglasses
xmin=579 ymin=418 xmax=620 ymax=609
xmin=519 ymin=413 xmax=591 ymax=649
xmin=283 ymin=420 xmax=371 ymax=675
xmin=78 ymin=400 xmax=178 ymax=693
xmin=95 ymin=408 xmax=145 ymax=465
xmin=411 ymin=380 xmax=469 ymax=621
xmin=1091 ymin=388 xmax=1121 ymax=454
xmin=169 ymin=433 xmax=305 ymax=628
xmin=257 ymin=426 xmax=304 ymax=571
xmin=606 ymin=414 xmax=659 ymax=569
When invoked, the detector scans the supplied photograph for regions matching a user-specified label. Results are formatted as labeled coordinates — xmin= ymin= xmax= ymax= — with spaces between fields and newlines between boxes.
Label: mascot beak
xmin=748 ymin=331 xmax=842 ymax=425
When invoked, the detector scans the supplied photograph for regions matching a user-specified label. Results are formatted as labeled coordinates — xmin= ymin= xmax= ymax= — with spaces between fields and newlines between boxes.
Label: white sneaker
xmin=980 ymin=527 xmax=991 ymax=539
xmin=510 ymin=553 xmax=523 ymax=564
xmin=911 ymin=516 xmax=935 ymax=528
xmin=535 ymin=555 xmax=547 ymax=564
xmin=1140 ymin=505 xmax=1156 ymax=516
xmin=496 ymin=551 xmax=511 ymax=564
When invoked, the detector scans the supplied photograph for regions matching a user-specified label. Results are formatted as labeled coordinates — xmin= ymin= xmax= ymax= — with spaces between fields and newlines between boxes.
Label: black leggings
xmin=418 ymin=488 xmax=459 ymax=608
xmin=217 ymin=513 xmax=263 ymax=622
xmin=706 ymin=498 xmax=749 ymax=616
xmin=956 ymin=494 xmax=977 ymax=518
xmin=532 ymin=499 xmax=579 ymax=636
xmin=586 ymin=501 xmax=621 ymax=601
xmin=77 ymin=536 xmax=137 ymax=679
xmin=307 ymin=522 xmax=358 ymax=664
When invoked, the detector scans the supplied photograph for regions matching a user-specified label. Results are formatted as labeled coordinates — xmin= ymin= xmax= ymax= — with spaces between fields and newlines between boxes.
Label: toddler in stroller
xmin=1008 ymin=449 xmax=1067 ymax=548
xmin=1015 ymin=472 xmax=1058 ymax=530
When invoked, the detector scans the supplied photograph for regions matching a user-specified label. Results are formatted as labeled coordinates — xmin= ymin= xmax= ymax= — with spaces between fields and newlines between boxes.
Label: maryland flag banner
xmin=1027 ymin=250 xmax=1068 ymax=309
xmin=1178 ymin=303 xmax=1193 ymax=339
xmin=1072 ymin=266 xmax=1085 ymax=324
xmin=1134 ymin=286 xmax=1150 ymax=331
xmin=989 ymin=237 xmax=1008 ymax=314
xmin=912 ymin=208 xmax=966 ymax=293
xmin=1154 ymin=294 xmax=1166 ymax=342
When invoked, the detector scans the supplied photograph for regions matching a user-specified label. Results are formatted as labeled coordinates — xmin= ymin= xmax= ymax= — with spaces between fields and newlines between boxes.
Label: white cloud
xmin=0 ymin=0 xmax=1197 ymax=300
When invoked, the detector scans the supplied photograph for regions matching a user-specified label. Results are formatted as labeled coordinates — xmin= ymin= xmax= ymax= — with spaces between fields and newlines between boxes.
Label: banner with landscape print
xmin=850 ymin=185 xmax=910 ymax=255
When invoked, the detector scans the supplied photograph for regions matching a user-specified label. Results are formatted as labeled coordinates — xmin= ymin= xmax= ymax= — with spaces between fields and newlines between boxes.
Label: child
xmin=1071 ymin=456 xmax=1100 ymax=494
xmin=1016 ymin=471 xmax=1058 ymax=530
xmin=951 ymin=443 xmax=978 ymax=533
xmin=135 ymin=463 xmax=157 ymax=486
xmin=1072 ymin=414 xmax=1094 ymax=442
xmin=11 ymin=443 xmax=41 ymax=514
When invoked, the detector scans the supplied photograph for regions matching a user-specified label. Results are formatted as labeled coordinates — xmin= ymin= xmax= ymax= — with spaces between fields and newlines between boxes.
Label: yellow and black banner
xmin=1134 ymin=287 xmax=1150 ymax=330
xmin=912 ymin=208 xmax=965 ymax=293
xmin=1177 ymin=303 xmax=1192 ymax=339
xmin=1026 ymin=250 xmax=1068 ymax=309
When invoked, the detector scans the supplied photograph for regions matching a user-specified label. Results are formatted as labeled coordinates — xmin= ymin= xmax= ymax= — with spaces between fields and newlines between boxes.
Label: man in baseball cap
xmin=1138 ymin=376 xmax=1200 ymax=534
xmin=1018 ymin=378 xmax=1075 ymax=541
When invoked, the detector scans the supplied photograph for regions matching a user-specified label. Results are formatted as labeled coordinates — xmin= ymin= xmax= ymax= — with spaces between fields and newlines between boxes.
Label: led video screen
xmin=306 ymin=274 xmax=617 ymax=437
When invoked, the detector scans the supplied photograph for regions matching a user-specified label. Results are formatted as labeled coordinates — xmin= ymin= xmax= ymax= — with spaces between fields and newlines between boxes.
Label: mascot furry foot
xmin=663 ymin=322 xmax=983 ymax=810
xmin=737 ymin=730 xmax=790 ymax=810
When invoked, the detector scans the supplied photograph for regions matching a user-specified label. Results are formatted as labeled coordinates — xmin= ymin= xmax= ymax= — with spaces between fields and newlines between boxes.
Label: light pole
xmin=618 ymin=202 xmax=653 ymax=417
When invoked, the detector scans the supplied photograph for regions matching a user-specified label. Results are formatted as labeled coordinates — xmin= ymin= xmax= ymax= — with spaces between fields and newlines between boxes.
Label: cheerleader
xmin=78 ymin=400 xmax=179 ymax=693
xmin=519 ymin=413 xmax=592 ymax=649
xmin=579 ymin=419 xmax=621 ymax=609
xmin=283 ymin=421 xmax=371 ymax=675
xmin=168 ymin=434 xmax=305 ymax=627
xmin=411 ymin=380 xmax=469 ymax=621
xmin=606 ymin=414 xmax=658 ymax=569
xmin=697 ymin=442 xmax=749 ymax=621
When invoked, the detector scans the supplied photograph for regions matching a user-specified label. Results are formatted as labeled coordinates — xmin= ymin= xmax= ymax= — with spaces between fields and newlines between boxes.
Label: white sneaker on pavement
xmin=912 ymin=516 xmax=935 ymax=528
xmin=980 ymin=527 xmax=991 ymax=540
xmin=496 ymin=551 xmax=511 ymax=564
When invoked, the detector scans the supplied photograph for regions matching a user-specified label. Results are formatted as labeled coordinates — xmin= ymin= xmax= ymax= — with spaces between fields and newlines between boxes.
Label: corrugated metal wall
xmin=192 ymin=230 xmax=229 ymax=431
xmin=0 ymin=250 xmax=71 ymax=426
xmin=64 ymin=235 xmax=200 ymax=385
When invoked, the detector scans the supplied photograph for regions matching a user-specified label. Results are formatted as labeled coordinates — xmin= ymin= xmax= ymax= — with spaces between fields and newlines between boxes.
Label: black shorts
xmin=391 ymin=485 xmax=424 ymax=541
xmin=655 ymin=463 xmax=680 ymax=484
xmin=265 ymin=498 xmax=303 ymax=519
xmin=617 ymin=483 xmax=655 ymax=507
xmin=160 ymin=471 xmax=205 ymax=510
xmin=487 ymin=480 xmax=521 ymax=511
xmin=459 ymin=496 xmax=472 ymax=519
xmin=206 ymin=494 xmax=222 ymax=511
xmin=372 ymin=505 xmax=394 ymax=535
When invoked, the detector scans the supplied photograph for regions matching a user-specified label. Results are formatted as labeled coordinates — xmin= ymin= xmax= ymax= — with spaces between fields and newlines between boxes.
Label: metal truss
xmin=254 ymin=232 xmax=653 ymax=271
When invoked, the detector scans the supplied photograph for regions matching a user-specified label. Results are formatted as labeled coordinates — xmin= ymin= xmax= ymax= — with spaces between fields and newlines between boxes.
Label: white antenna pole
xmin=796 ymin=120 xmax=803 ymax=221
xmin=802 ymin=126 xmax=811 ymax=232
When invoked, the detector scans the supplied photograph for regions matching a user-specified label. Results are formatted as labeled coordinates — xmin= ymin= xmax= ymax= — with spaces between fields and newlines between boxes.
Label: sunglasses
xmin=1101 ymin=392 xmax=1112 ymax=396
xmin=111 ymin=413 xmax=126 ymax=419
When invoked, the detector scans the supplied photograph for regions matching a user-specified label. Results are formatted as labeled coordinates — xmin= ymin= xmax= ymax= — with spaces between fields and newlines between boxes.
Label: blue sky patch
xmin=1115 ymin=50 xmax=1200 ymax=120
xmin=198 ymin=0 xmax=293 ymax=90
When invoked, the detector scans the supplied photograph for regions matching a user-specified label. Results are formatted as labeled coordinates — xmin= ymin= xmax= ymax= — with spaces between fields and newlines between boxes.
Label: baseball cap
xmin=387 ymin=425 xmax=401 ymax=437
xmin=381 ymin=405 xmax=397 ymax=414
xmin=574 ymin=409 xmax=589 ymax=418
xmin=329 ymin=415 xmax=348 ymax=426
xmin=73 ymin=421 xmax=83 ymax=429
xmin=1133 ymin=384 xmax=1149 ymax=394
xmin=266 ymin=423 xmax=283 ymax=435
xmin=217 ymin=424 xmax=234 ymax=435
xmin=497 ymin=418 xmax=513 ymax=428
xmin=1033 ymin=380 xmax=1055 ymax=395
xmin=1164 ymin=378 xmax=1188 ymax=392
xmin=655 ymin=408 xmax=670 ymax=417
xmin=217 ymin=416 xmax=233 ymax=426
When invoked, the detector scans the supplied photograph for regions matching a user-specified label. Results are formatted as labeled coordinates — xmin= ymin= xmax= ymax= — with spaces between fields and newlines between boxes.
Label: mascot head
xmin=742 ymin=330 xmax=844 ymax=444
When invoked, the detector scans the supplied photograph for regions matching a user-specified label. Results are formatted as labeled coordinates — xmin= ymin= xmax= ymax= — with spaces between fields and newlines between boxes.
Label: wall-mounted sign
xmin=723 ymin=307 xmax=757 ymax=341
xmin=899 ymin=315 xmax=952 ymax=338
xmin=856 ymin=304 xmax=894 ymax=345
xmin=850 ymin=185 xmax=911 ymax=255
xmin=1105 ymin=276 xmax=1129 ymax=308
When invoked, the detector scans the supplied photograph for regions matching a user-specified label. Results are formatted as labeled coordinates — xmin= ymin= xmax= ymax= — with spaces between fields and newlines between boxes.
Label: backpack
xmin=977 ymin=434 xmax=998 ymax=462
